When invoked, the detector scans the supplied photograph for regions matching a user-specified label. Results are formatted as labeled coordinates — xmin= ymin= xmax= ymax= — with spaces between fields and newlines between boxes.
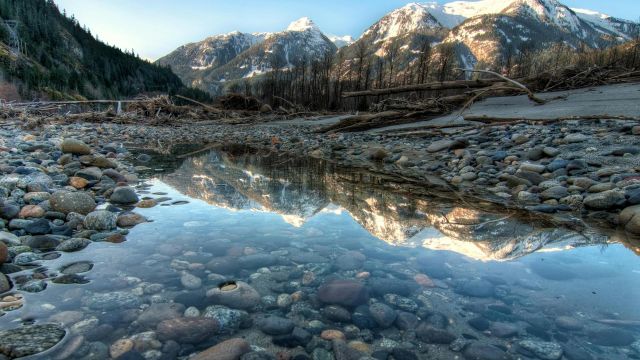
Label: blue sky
xmin=54 ymin=0 xmax=640 ymax=61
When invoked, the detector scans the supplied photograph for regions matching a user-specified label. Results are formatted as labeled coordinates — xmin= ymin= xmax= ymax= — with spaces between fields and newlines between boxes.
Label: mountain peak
xmin=287 ymin=17 xmax=320 ymax=32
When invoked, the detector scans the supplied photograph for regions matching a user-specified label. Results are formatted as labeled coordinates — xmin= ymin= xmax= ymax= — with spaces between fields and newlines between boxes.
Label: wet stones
xmin=60 ymin=261 xmax=93 ymax=274
xmin=463 ymin=342 xmax=508 ymax=360
xmin=110 ymin=186 xmax=139 ymax=205
xmin=237 ymin=253 xmax=278 ymax=269
xmin=455 ymin=279 xmax=495 ymax=298
xmin=0 ymin=241 xmax=7 ymax=265
xmin=156 ymin=317 xmax=218 ymax=344
xmin=322 ymin=305 xmax=351 ymax=322
xmin=257 ymin=315 xmax=295 ymax=335
xmin=335 ymin=251 xmax=365 ymax=270
xmin=83 ymin=210 xmax=117 ymax=231
xmin=0 ymin=273 xmax=11 ymax=293
xmin=468 ymin=317 xmax=490 ymax=331
xmin=137 ymin=303 xmax=185 ymax=328
xmin=55 ymin=238 xmax=91 ymax=252
xmin=416 ymin=323 xmax=456 ymax=344
xmin=317 ymin=279 xmax=369 ymax=307
xmin=368 ymin=302 xmax=397 ymax=328
xmin=0 ymin=323 xmax=66 ymax=358
xmin=82 ymin=291 xmax=142 ymax=310
xmin=50 ymin=190 xmax=95 ymax=215
xmin=620 ymin=205 xmax=640 ymax=234
xmin=369 ymin=278 xmax=415 ymax=297
xmin=109 ymin=339 xmax=135 ymax=359
xmin=554 ymin=316 xmax=583 ymax=331
xmin=116 ymin=212 xmax=147 ymax=227
xmin=518 ymin=340 xmax=563 ymax=360
xmin=23 ymin=234 xmax=60 ymax=250
xmin=206 ymin=281 xmax=260 ymax=310
xmin=191 ymin=338 xmax=250 ymax=360
xmin=202 ymin=305 xmax=250 ymax=334
xmin=586 ymin=328 xmax=636 ymax=346
xmin=583 ymin=190 xmax=626 ymax=210
xmin=180 ymin=272 xmax=202 ymax=289
xmin=61 ymin=138 xmax=91 ymax=155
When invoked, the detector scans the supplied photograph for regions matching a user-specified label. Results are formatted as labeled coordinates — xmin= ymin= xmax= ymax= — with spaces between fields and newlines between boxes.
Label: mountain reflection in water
xmin=157 ymin=149 xmax=620 ymax=261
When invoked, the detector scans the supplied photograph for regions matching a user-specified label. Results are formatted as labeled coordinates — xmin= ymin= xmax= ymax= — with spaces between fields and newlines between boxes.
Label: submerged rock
xmin=0 ymin=323 xmax=66 ymax=358
xmin=518 ymin=340 xmax=563 ymax=360
xmin=206 ymin=281 xmax=260 ymax=310
xmin=191 ymin=338 xmax=250 ymax=360
xmin=156 ymin=318 xmax=218 ymax=344
xmin=317 ymin=279 xmax=369 ymax=307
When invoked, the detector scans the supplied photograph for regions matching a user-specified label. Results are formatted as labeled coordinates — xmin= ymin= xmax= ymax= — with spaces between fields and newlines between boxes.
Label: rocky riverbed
xmin=0 ymin=114 xmax=639 ymax=360
xmin=53 ymin=112 xmax=640 ymax=236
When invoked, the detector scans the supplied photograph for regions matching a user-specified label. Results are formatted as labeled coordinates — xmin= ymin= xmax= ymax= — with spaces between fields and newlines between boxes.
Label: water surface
xmin=3 ymin=148 xmax=640 ymax=359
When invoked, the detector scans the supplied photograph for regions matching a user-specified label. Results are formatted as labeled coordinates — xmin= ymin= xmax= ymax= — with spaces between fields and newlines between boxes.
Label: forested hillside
xmin=0 ymin=0 xmax=199 ymax=100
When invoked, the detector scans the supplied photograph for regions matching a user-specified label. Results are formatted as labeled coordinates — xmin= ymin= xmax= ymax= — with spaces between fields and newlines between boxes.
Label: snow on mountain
xmin=159 ymin=0 xmax=637 ymax=95
xmin=362 ymin=2 xmax=443 ymax=44
xmin=572 ymin=8 xmax=639 ymax=40
xmin=169 ymin=17 xmax=336 ymax=93
xmin=329 ymin=35 xmax=355 ymax=48
xmin=286 ymin=17 xmax=321 ymax=32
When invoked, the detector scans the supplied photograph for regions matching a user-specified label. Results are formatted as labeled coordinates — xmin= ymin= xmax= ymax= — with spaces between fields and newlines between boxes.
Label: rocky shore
xmin=0 ymin=116 xmax=639 ymax=360
xmin=89 ymin=114 xmax=640 ymax=236
xmin=0 ymin=123 xmax=150 ymax=357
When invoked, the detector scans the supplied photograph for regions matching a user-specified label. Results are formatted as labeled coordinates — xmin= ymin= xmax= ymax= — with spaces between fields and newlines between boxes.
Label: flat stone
xmin=463 ymin=342 xmax=508 ymax=360
xmin=518 ymin=340 xmax=563 ymax=360
xmin=416 ymin=323 xmax=456 ymax=344
xmin=583 ymin=190 xmax=626 ymax=209
xmin=61 ymin=139 xmax=91 ymax=155
xmin=257 ymin=316 xmax=295 ymax=335
xmin=0 ymin=323 xmax=66 ymax=358
xmin=369 ymin=302 xmax=397 ymax=328
xmin=50 ymin=191 xmax=95 ymax=215
xmin=156 ymin=317 xmax=218 ymax=344
xmin=110 ymin=187 xmax=139 ymax=205
xmin=191 ymin=338 xmax=251 ymax=360
xmin=317 ymin=279 xmax=369 ymax=307
xmin=137 ymin=303 xmax=185 ymax=328
xmin=206 ymin=281 xmax=260 ymax=310
xmin=83 ymin=210 xmax=117 ymax=231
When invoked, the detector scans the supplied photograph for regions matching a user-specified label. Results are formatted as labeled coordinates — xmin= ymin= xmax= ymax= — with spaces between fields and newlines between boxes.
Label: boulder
xmin=317 ymin=279 xmax=369 ymax=307
xmin=50 ymin=191 xmax=95 ymax=215
xmin=61 ymin=139 xmax=91 ymax=155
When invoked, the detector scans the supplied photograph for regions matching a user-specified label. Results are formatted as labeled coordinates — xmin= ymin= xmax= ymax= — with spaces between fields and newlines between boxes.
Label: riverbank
xmin=71 ymin=111 xmax=640 ymax=238
xmin=0 ymin=108 xmax=639 ymax=359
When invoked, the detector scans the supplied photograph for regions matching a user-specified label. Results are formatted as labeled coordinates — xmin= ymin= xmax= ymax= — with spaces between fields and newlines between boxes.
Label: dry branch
xmin=341 ymin=79 xmax=504 ymax=98
xmin=455 ymin=68 xmax=546 ymax=104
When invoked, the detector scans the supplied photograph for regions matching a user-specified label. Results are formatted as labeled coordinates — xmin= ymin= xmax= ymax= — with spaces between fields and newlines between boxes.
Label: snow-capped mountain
xmin=156 ymin=31 xmax=267 ymax=84
xmin=329 ymin=35 xmax=355 ymax=48
xmin=158 ymin=1 xmax=638 ymax=95
xmin=341 ymin=0 xmax=638 ymax=74
xmin=158 ymin=17 xmax=336 ymax=94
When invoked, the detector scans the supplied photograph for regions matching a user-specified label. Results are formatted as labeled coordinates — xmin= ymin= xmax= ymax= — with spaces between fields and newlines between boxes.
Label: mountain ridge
xmin=157 ymin=1 xmax=639 ymax=95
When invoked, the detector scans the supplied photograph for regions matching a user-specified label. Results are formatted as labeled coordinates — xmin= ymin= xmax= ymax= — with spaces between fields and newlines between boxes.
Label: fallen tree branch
xmin=341 ymin=79 xmax=504 ymax=98
xmin=455 ymin=68 xmax=546 ymax=105
xmin=174 ymin=95 xmax=222 ymax=113
xmin=463 ymin=114 xmax=640 ymax=124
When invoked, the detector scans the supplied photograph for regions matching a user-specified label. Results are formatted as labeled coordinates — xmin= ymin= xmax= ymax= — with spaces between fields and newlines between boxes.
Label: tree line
xmin=0 ymin=0 xmax=210 ymax=102
xmin=226 ymin=32 xmax=640 ymax=112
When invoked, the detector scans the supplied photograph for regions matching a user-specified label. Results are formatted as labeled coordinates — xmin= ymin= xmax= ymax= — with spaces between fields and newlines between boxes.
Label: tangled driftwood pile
xmin=320 ymin=65 xmax=640 ymax=133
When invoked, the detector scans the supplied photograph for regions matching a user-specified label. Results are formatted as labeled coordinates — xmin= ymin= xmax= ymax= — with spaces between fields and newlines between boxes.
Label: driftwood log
xmin=341 ymin=79 xmax=505 ymax=98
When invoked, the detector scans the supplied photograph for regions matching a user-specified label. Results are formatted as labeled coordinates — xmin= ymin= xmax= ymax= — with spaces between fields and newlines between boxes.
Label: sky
xmin=53 ymin=0 xmax=640 ymax=61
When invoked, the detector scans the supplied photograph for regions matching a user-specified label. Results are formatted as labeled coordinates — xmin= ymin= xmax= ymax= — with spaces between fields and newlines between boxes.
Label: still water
xmin=2 ymin=149 xmax=640 ymax=359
